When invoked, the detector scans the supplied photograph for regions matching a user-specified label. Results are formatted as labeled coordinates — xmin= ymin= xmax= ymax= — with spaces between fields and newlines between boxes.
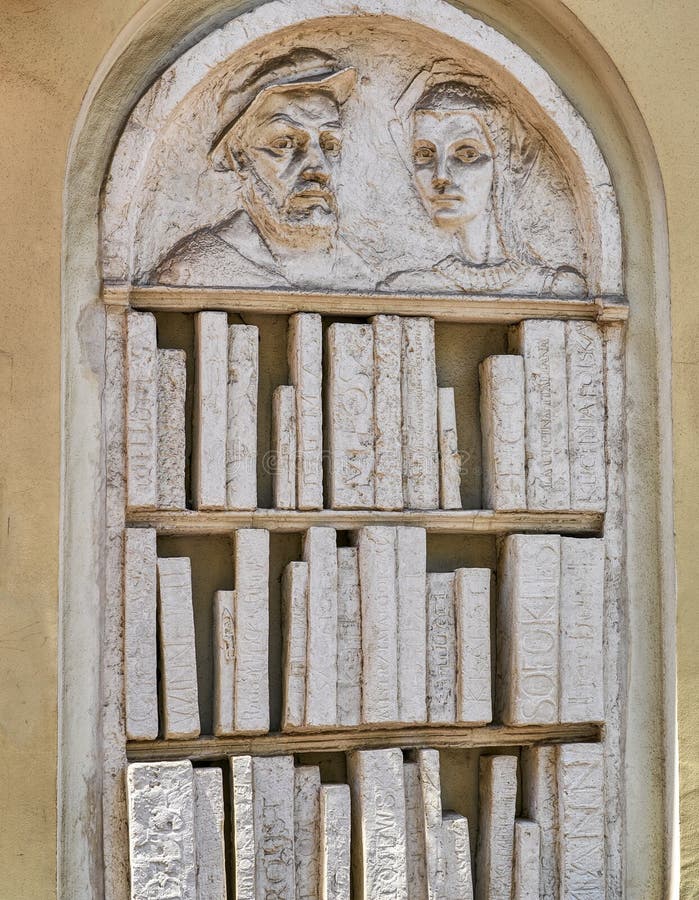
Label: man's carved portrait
xmin=153 ymin=50 xmax=369 ymax=289
xmin=380 ymin=63 xmax=588 ymax=296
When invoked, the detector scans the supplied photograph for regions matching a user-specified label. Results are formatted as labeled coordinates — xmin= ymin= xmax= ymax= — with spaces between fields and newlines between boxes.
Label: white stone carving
xmin=437 ymin=387 xmax=462 ymax=509
xmin=156 ymin=556 xmax=200 ymax=740
xmin=479 ymin=355 xmax=526 ymax=510
xmin=402 ymin=318 xmax=439 ymax=510
xmin=498 ymin=534 xmax=560 ymax=726
xmin=442 ymin=813 xmax=473 ymax=900
xmin=124 ymin=528 xmax=158 ymax=740
xmin=194 ymin=768 xmax=227 ymax=900
xmin=337 ymin=547 xmax=362 ymax=727
xmin=475 ymin=755 xmax=517 ymax=900
xmin=230 ymin=755 xmax=256 ymax=900
xmin=253 ymin=756 xmax=296 ymax=899
xmin=327 ymin=323 xmax=375 ymax=509
xmin=194 ymin=311 xmax=227 ymax=510
xmin=126 ymin=312 xmax=158 ymax=509
xmin=127 ymin=761 xmax=197 ymax=900
xmin=348 ymin=748 xmax=408 ymax=900
xmin=454 ymin=567 xmax=492 ymax=724
xmin=273 ymin=384 xmax=297 ymax=510
xmin=289 ymin=313 xmax=324 ymax=510
xmin=521 ymin=745 xmax=559 ymax=900
xmin=403 ymin=762 xmax=428 ymax=897
xmin=294 ymin=765 xmax=322 ymax=900
xmin=358 ymin=526 xmax=399 ymax=724
xmin=233 ymin=529 xmax=270 ymax=733
xmin=303 ymin=527 xmax=338 ymax=726
xmin=426 ymin=572 xmax=456 ymax=723
xmin=157 ymin=349 xmax=186 ymax=509
xmin=396 ymin=527 xmax=427 ymax=724
xmin=372 ymin=315 xmax=403 ymax=510
xmin=212 ymin=590 xmax=236 ymax=736
xmin=417 ymin=749 xmax=446 ymax=899
xmin=511 ymin=320 xmax=571 ymax=510
xmin=226 ymin=324 xmax=258 ymax=510
xmin=512 ymin=820 xmax=541 ymax=900
xmin=320 ymin=785 xmax=351 ymax=900
xmin=282 ymin=561 xmax=309 ymax=730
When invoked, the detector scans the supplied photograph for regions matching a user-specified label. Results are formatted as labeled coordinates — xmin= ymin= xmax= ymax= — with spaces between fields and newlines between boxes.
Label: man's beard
xmin=242 ymin=170 xmax=338 ymax=254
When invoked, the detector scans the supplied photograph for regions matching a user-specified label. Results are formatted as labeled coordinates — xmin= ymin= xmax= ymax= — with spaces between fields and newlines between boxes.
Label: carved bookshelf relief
xmin=102 ymin=2 xmax=625 ymax=898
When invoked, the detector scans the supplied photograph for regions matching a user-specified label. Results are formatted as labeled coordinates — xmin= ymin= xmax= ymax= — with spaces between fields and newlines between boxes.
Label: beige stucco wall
xmin=0 ymin=0 xmax=696 ymax=896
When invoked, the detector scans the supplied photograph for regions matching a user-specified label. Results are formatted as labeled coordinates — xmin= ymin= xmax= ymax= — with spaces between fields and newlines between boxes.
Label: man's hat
xmin=210 ymin=49 xmax=356 ymax=171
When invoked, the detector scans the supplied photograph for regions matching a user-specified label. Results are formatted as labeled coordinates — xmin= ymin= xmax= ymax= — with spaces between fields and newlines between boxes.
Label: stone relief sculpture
xmin=381 ymin=64 xmax=588 ymax=297
xmin=154 ymin=50 xmax=371 ymax=290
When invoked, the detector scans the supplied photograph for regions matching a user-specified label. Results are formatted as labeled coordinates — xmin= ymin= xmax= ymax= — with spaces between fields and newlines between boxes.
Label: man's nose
xmin=432 ymin=155 xmax=451 ymax=191
xmin=301 ymin=138 xmax=330 ymax=178
xmin=300 ymin=166 xmax=330 ymax=185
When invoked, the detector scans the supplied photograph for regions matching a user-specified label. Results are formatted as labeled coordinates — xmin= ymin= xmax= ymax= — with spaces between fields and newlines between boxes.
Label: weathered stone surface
xmin=295 ymin=765 xmax=321 ymax=900
xmin=253 ymin=756 xmax=296 ymax=899
xmin=126 ymin=311 xmax=158 ymax=509
xmin=566 ymin=320 xmax=606 ymax=511
xmin=511 ymin=320 xmax=570 ymax=509
xmin=230 ymin=755 xmax=255 ymax=900
xmin=212 ymin=590 xmax=236 ymax=736
xmin=442 ymin=813 xmax=473 ymax=900
xmin=320 ymin=784 xmax=351 ymax=900
xmin=498 ymin=534 xmax=560 ymax=725
xmin=454 ymin=568 xmax=492 ymax=725
xmin=157 ymin=349 xmax=187 ymax=509
xmin=402 ymin=318 xmax=439 ymax=510
xmin=194 ymin=311 xmax=228 ymax=509
xmin=512 ymin=820 xmax=540 ymax=900
xmin=124 ymin=528 xmax=158 ymax=740
xmin=417 ymin=749 xmax=446 ymax=899
xmin=303 ymin=527 xmax=338 ymax=726
xmin=337 ymin=547 xmax=362 ymax=727
xmin=558 ymin=743 xmax=605 ymax=899
xmin=273 ymin=384 xmax=297 ymax=510
xmin=479 ymin=355 xmax=526 ymax=510
xmin=348 ymin=748 xmax=408 ymax=900
xmin=437 ymin=387 xmax=462 ymax=509
xmin=560 ymin=538 xmax=605 ymax=723
xmin=372 ymin=315 xmax=403 ymax=510
xmin=157 ymin=556 xmax=200 ymax=740
xmin=226 ymin=324 xmax=259 ymax=510
xmin=233 ymin=529 xmax=270 ymax=733
xmin=396 ymin=527 xmax=427 ymax=724
xmin=358 ymin=526 xmax=399 ymax=723
xmin=289 ymin=313 xmax=323 ymax=510
xmin=475 ymin=755 xmax=517 ymax=900
xmin=127 ymin=761 xmax=196 ymax=900
xmin=194 ymin=768 xmax=227 ymax=900
xmin=427 ymin=572 xmax=456 ymax=723
xmin=521 ymin=745 xmax=559 ymax=900
xmin=282 ymin=561 xmax=308 ymax=730
xmin=327 ymin=323 xmax=375 ymax=509
xmin=403 ymin=762 xmax=428 ymax=898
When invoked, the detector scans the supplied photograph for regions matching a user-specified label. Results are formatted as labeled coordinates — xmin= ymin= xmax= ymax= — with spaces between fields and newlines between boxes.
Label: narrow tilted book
xmin=475 ymin=755 xmax=517 ymax=900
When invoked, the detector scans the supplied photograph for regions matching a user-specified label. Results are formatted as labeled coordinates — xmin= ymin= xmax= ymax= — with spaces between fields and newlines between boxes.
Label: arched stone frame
xmin=58 ymin=1 xmax=677 ymax=898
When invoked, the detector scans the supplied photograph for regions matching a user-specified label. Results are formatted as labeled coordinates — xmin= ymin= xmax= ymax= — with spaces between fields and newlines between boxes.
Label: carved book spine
xmin=396 ymin=526 xmax=427 ymax=724
xmin=511 ymin=320 xmax=570 ymax=509
xmin=512 ymin=820 xmax=541 ymax=900
xmin=402 ymin=317 xmax=439 ymax=509
xmin=479 ymin=355 xmax=526 ymax=510
xmin=326 ymin=322 xmax=375 ymax=509
xmin=194 ymin=311 xmax=228 ymax=509
xmin=303 ymin=527 xmax=338 ymax=726
xmin=442 ymin=813 xmax=473 ymax=900
xmin=403 ymin=762 xmax=428 ymax=897
xmin=282 ymin=561 xmax=308 ymax=730
xmin=417 ymin=749 xmax=447 ymax=899
xmin=273 ymin=384 xmax=297 ymax=509
xmin=157 ymin=348 xmax=186 ymax=509
xmin=521 ymin=745 xmax=559 ymax=900
xmin=454 ymin=567 xmax=492 ymax=724
xmin=194 ymin=768 xmax=227 ymax=900
xmin=230 ymin=755 xmax=255 ymax=900
xmin=212 ymin=590 xmax=236 ymax=736
xmin=427 ymin=572 xmax=456 ymax=723
xmin=566 ymin=320 xmax=606 ymax=511
xmin=475 ymin=755 xmax=517 ymax=900
xmin=320 ymin=784 xmax=351 ymax=900
xmin=372 ymin=314 xmax=403 ymax=510
xmin=289 ymin=312 xmax=323 ymax=510
xmin=126 ymin=311 xmax=158 ymax=508
xmin=156 ymin=556 xmax=200 ymax=740
xmin=498 ymin=534 xmax=561 ymax=725
xmin=294 ymin=765 xmax=321 ymax=900
xmin=337 ymin=546 xmax=362 ymax=727
xmin=437 ymin=386 xmax=462 ymax=509
xmin=124 ymin=527 xmax=158 ymax=740
xmin=252 ymin=755 xmax=296 ymax=898
xmin=558 ymin=743 xmax=606 ymax=898
xmin=226 ymin=324 xmax=258 ymax=511
xmin=233 ymin=528 xmax=270 ymax=733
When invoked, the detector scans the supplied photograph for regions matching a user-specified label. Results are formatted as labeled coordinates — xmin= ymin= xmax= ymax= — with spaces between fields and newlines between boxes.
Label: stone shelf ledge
xmin=125 ymin=508 xmax=603 ymax=535
xmin=103 ymin=284 xmax=628 ymax=324
xmin=126 ymin=722 xmax=602 ymax=762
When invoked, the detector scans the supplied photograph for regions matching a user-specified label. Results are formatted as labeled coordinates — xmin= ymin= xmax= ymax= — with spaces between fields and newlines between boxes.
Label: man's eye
xmin=269 ymin=136 xmax=295 ymax=151
xmin=455 ymin=144 xmax=483 ymax=163
xmin=320 ymin=134 xmax=341 ymax=154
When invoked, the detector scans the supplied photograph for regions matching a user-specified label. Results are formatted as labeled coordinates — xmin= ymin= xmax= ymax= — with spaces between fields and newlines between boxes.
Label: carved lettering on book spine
xmin=289 ymin=313 xmax=323 ymax=510
xmin=253 ymin=756 xmax=296 ymax=899
xmin=226 ymin=324 xmax=259 ymax=510
xmin=476 ymin=755 xmax=517 ymax=900
xmin=126 ymin=311 xmax=158 ymax=508
xmin=479 ymin=355 xmax=526 ymax=510
xmin=372 ymin=315 xmax=403 ymax=510
xmin=124 ymin=527 xmax=158 ymax=740
xmin=402 ymin=317 xmax=439 ymax=509
xmin=455 ymin=567 xmax=492 ymax=724
xmin=304 ymin=527 xmax=338 ymax=726
xmin=213 ymin=590 xmax=236 ymax=736
xmin=194 ymin=768 xmax=227 ymax=900
xmin=157 ymin=349 xmax=186 ymax=509
xmin=337 ymin=547 xmax=362 ymax=726
xmin=427 ymin=572 xmax=456 ymax=723
xmin=194 ymin=311 xmax=228 ymax=509
xmin=396 ymin=527 xmax=427 ymax=724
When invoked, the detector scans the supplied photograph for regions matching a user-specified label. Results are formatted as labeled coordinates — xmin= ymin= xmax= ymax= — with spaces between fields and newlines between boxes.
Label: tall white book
xmin=226 ymin=324 xmax=258 ymax=510
xmin=126 ymin=311 xmax=158 ymax=509
xmin=401 ymin=317 xmax=439 ymax=509
xmin=426 ymin=572 xmax=456 ymax=724
xmin=475 ymin=755 xmax=517 ymax=900
xmin=303 ymin=527 xmax=338 ymax=726
xmin=193 ymin=311 xmax=228 ymax=509
xmin=372 ymin=314 xmax=403 ymax=510
xmin=288 ymin=313 xmax=323 ymax=510
xmin=479 ymin=355 xmax=526 ymax=510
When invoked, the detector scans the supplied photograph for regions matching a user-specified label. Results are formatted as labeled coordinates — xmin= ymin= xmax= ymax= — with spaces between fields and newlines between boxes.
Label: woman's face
xmin=411 ymin=108 xmax=494 ymax=230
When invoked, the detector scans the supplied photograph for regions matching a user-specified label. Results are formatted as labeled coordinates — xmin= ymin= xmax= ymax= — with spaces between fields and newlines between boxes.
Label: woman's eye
xmin=455 ymin=145 xmax=483 ymax=163
xmin=413 ymin=147 xmax=435 ymax=162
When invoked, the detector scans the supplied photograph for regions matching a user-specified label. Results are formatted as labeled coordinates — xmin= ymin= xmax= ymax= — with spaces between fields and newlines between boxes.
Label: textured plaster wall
xmin=0 ymin=0 xmax=696 ymax=897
